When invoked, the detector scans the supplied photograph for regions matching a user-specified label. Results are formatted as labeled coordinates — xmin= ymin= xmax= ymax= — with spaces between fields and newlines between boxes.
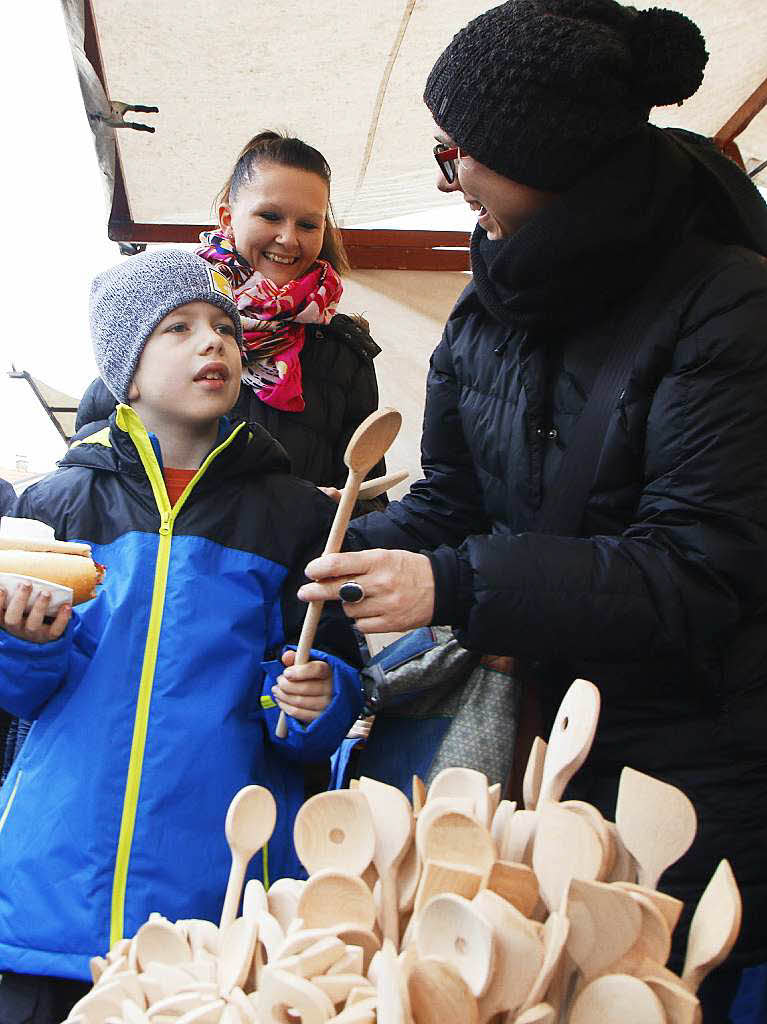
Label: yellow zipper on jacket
xmin=109 ymin=406 xmax=245 ymax=945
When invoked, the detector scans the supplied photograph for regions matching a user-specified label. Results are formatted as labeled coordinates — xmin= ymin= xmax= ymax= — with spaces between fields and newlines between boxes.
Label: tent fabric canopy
xmin=68 ymin=0 xmax=765 ymax=254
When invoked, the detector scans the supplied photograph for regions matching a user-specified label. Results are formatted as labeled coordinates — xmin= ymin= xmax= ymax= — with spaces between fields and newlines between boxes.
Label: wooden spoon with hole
xmin=681 ymin=858 xmax=742 ymax=994
xmin=220 ymin=786 xmax=277 ymax=929
xmin=415 ymin=893 xmax=496 ymax=999
xmin=358 ymin=776 xmax=413 ymax=946
xmin=615 ymin=766 xmax=697 ymax=890
xmin=293 ymin=790 xmax=375 ymax=876
xmin=537 ymin=679 xmax=600 ymax=805
xmin=276 ymin=408 xmax=401 ymax=738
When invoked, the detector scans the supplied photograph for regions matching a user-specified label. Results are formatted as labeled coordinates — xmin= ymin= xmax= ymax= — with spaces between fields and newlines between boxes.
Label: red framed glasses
xmin=434 ymin=143 xmax=459 ymax=184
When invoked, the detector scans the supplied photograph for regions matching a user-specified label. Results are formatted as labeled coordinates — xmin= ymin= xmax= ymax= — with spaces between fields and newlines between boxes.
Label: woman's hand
xmin=0 ymin=584 xmax=71 ymax=644
xmin=299 ymin=549 xmax=435 ymax=633
xmin=272 ymin=648 xmax=333 ymax=724
xmin=317 ymin=485 xmax=342 ymax=503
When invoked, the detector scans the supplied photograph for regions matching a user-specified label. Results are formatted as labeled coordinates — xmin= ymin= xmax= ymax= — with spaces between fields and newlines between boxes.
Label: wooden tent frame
xmin=83 ymin=1 xmax=764 ymax=270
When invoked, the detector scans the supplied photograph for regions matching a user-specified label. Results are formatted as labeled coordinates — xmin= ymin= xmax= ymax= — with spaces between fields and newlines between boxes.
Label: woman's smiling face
xmin=219 ymin=161 xmax=328 ymax=286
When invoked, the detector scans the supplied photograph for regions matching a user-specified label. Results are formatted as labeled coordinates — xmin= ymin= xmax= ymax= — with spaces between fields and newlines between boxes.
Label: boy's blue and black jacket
xmin=0 ymin=406 xmax=362 ymax=981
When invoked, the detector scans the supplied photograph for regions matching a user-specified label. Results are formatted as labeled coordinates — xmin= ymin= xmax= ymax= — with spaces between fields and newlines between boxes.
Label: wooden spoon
xmin=569 ymin=974 xmax=666 ymax=1024
xmin=514 ymin=1004 xmax=555 ymax=1024
xmin=259 ymin=965 xmax=335 ymax=1024
xmin=374 ymin=939 xmax=411 ymax=1024
xmin=681 ymin=858 xmax=742 ymax=994
xmin=473 ymin=889 xmax=544 ymax=1021
xmin=411 ymin=775 xmax=426 ymax=815
xmin=615 ymin=766 xmax=697 ymax=890
xmin=413 ymin=859 xmax=484 ymax=916
xmin=537 ymin=679 xmax=600 ymax=805
xmin=414 ymin=894 xmax=496 ymax=999
xmin=523 ymin=737 xmax=547 ymax=811
xmin=532 ymin=802 xmax=603 ymax=912
xmin=490 ymin=799 xmax=516 ymax=849
xmin=643 ymin=974 xmax=702 ymax=1024
xmin=419 ymin=809 xmax=496 ymax=878
xmin=427 ymin=767 xmax=491 ymax=829
xmin=293 ymin=790 xmax=376 ymax=877
xmin=358 ymin=776 xmax=413 ymax=946
xmin=357 ymin=469 xmax=409 ymax=501
xmin=502 ymin=807 xmax=538 ymax=865
xmin=565 ymin=877 xmax=642 ymax=982
xmin=134 ymin=920 xmax=192 ymax=972
xmin=276 ymin=407 xmax=401 ymax=737
xmin=518 ymin=911 xmax=569 ymax=1013
xmin=613 ymin=881 xmax=684 ymax=935
xmin=217 ymin=918 xmax=258 ymax=996
xmin=607 ymin=890 xmax=672 ymax=978
xmin=266 ymin=877 xmax=304 ymax=932
xmin=220 ymin=786 xmax=277 ymax=928
xmin=485 ymin=860 xmax=539 ymax=918
xmin=406 ymin=955 xmax=479 ymax=1024
xmin=297 ymin=870 xmax=377 ymax=931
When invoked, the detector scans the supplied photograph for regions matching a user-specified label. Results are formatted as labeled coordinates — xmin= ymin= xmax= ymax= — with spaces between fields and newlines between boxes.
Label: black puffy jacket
xmin=75 ymin=314 xmax=386 ymax=512
xmin=350 ymin=128 xmax=767 ymax=964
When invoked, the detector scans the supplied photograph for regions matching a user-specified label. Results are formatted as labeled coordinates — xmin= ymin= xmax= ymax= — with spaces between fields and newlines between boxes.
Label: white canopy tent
xmin=61 ymin=0 xmax=766 ymax=491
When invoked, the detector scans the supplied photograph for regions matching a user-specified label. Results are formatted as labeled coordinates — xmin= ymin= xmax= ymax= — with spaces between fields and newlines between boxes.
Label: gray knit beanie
xmin=424 ymin=0 xmax=708 ymax=191
xmin=89 ymin=249 xmax=243 ymax=403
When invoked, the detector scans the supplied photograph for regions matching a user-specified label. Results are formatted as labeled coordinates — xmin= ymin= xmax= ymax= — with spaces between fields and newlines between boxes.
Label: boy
xmin=0 ymin=250 xmax=362 ymax=1020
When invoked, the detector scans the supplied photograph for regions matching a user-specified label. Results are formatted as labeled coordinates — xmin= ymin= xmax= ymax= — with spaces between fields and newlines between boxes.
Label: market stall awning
xmin=9 ymin=369 xmax=79 ymax=444
xmin=63 ymin=0 xmax=766 ymax=270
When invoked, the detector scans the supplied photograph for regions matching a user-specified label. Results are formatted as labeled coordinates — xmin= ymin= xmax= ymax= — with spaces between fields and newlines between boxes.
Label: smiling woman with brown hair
xmin=75 ymin=131 xmax=386 ymax=510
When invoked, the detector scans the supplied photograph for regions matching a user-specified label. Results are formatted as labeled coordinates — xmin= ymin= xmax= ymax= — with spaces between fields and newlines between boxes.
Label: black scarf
xmin=470 ymin=125 xmax=767 ymax=330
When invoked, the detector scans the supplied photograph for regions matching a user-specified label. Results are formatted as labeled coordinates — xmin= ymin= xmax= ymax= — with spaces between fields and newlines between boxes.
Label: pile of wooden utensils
xmin=68 ymin=679 xmax=742 ymax=1024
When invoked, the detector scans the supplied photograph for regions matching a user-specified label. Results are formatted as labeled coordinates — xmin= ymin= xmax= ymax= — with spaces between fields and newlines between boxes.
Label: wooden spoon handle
xmin=276 ymin=469 xmax=363 ymax=738
xmin=220 ymin=852 xmax=247 ymax=930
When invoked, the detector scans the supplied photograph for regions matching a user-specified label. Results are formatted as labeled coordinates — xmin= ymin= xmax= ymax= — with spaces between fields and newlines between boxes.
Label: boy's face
xmin=130 ymin=301 xmax=242 ymax=427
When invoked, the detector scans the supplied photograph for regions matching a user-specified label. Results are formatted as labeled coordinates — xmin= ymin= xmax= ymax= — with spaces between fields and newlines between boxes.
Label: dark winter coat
xmin=349 ymin=127 xmax=767 ymax=965
xmin=74 ymin=314 xmax=387 ymax=513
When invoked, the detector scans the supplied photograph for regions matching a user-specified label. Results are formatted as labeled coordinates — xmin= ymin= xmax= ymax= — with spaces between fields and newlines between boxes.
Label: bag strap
xmin=533 ymin=238 xmax=715 ymax=537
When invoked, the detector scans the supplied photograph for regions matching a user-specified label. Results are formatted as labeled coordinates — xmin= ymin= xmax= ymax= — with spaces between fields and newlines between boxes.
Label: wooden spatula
xmin=615 ymin=766 xmax=697 ymax=890
xmin=681 ymin=859 xmax=742 ymax=994
xmin=276 ymin=408 xmax=401 ymax=738
xmin=643 ymin=974 xmax=702 ymax=1024
xmin=537 ymin=679 xmax=600 ymax=805
xmin=220 ymin=786 xmax=277 ymax=929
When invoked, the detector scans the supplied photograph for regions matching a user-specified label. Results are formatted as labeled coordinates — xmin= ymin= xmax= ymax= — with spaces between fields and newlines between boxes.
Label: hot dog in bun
xmin=0 ymin=518 xmax=105 ymax=606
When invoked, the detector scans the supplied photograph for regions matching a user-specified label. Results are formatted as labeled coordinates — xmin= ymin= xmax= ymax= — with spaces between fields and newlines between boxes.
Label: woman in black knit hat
xmin=301 ymin=2 xmax=767 ymax=1018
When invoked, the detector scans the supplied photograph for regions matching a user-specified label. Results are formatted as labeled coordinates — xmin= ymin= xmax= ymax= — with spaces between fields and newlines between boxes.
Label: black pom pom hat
xmin=424 ymin=0 xmax=708 ymax=191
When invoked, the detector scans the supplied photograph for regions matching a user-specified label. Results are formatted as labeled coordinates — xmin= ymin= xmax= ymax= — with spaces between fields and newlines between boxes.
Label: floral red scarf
xmin=196 ymin=231 xmax=343 ymax=412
